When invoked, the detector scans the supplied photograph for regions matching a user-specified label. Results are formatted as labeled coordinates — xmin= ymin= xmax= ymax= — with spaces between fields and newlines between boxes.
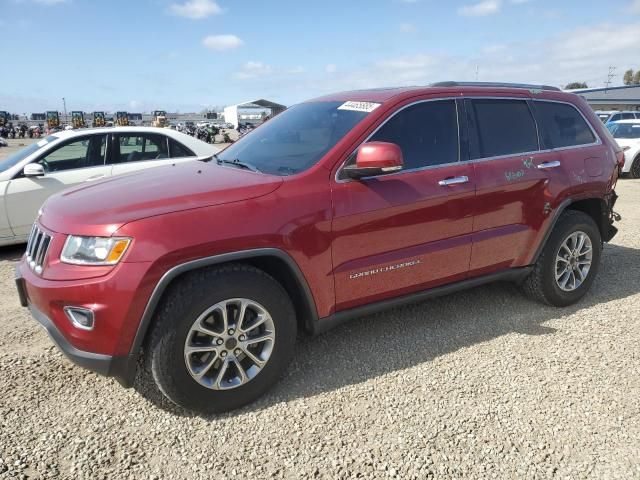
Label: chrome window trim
xmin=335 ymin=96 xmax=602 ymax=184
xmin=335 ymin=97 xmax=461 ymax=183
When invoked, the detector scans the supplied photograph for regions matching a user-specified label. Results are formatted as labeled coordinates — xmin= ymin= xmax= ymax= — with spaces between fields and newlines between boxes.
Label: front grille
xmin=25 ymin=224 xmax=52 ymax=275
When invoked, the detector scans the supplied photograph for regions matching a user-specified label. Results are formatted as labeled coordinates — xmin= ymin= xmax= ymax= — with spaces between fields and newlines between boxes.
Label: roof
xmin=566 ymin=85 xmax=640 ymax=94
xmin=227 ymin=99 xmax=286 ymax=110
xmin=51 ymin=126 xmax=181 ymax=139
xmin=308 ymin=82 xmax=571 ymax=104
xmin=610 ymin=119 xmax=640 ymax=124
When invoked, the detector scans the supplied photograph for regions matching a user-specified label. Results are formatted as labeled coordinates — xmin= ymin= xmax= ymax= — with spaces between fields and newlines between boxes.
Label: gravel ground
xmin=0 ymin=157 xmax=639 ymax=478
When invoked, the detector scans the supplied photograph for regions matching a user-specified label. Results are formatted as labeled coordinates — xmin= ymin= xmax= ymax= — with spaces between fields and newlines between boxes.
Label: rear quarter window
xmin=533 ymin=101 xmax=596 ymax=149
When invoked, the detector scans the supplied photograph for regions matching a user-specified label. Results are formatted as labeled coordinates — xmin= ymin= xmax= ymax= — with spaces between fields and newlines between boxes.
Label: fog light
xmin=64 ymin=306 xmax=95 ymax=331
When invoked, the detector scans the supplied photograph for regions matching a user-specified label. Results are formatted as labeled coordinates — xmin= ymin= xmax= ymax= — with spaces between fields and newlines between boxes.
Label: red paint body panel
xmin=17 ymin=85 xmax=621 ymax=365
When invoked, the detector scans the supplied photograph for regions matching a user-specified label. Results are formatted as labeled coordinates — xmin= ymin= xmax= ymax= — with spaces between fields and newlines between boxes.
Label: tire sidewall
xmin=541 ymin=214 xmax=601 ymax=307
xmin=151 ymin=269 xmax=296 ymax=413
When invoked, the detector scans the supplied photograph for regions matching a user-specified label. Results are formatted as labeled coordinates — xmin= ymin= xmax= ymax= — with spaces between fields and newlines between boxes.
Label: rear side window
xmin=466 ymin=99 xmax=538 ymax=159
xmin=169 ymin=139 xmax=195 ymax=158
xmin=533 ymin=101 xmax=596 ymax=149
xmin=368 ymin=99 xmax=459 ymax=169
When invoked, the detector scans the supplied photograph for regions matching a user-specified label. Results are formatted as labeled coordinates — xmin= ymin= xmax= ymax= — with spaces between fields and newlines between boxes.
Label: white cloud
xmin=169 ymin=0 xmax=221 ymax=19
xmin=233 ymin=61 xmax=273 ymax=80
xmin=325 ymin=64 xmax=337 ymax=73
xmin=628 ymin=0 xmax=640 ymax=12
xmin=287 ymin=66 xmax=306 ymax=74
xmin=399 ymin=23 xmax=417 ymax=33
xmin=202 ymin=34 xmax=243 ymax=51
xmin=458 ymin=0 xmax=501 ymax=16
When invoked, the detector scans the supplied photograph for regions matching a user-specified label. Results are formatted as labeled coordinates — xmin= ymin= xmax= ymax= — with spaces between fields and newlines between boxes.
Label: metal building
xmin=568 ymin=85 xmax=640 ymax=111
xmin=223 ymin=99 xmax=287 ymax=129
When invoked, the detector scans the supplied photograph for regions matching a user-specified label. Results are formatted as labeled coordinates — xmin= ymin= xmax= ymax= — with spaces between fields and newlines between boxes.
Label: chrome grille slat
xmin=25 ymin=224 xmax=52 ymax=275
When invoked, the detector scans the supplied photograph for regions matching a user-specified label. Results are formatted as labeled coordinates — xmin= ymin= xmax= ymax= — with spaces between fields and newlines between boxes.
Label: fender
xmin=530 ymin=194 xmax=618 ymax=264
xmin=113 ymin=248 xmax=317 ymax=387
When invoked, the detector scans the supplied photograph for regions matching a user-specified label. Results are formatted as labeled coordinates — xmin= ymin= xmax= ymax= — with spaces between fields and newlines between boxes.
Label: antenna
xmin=604 ymin=66 xmax=616 ymax=92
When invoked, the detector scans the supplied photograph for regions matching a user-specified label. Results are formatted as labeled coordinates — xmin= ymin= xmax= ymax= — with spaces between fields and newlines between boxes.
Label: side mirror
xmin=23 ymin=163 xmax=45 ymax=177
xmin=343 ymin=142 xmax=403 ymax=180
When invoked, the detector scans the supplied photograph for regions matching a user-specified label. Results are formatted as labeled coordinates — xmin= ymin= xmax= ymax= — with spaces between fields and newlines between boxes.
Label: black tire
xmin=630 ymin=155 xmax=640 ymax=179
xmin=522 ymin=210 xmax=602 ymax=307
xmin=137 ymin=264 xmax=296 ymax=414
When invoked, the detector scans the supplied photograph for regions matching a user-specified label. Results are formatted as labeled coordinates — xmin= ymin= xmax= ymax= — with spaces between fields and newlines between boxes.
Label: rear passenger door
xmin=109 ymin=133 xmax=194 ymax=176
xmin=465 ymin=97 xmax=555 ymax=275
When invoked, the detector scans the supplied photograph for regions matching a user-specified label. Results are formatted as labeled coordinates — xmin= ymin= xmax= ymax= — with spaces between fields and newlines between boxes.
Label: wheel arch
xmin=117 ymin=248 xmax=318 ymax=387
xmin=532 ymin=196 xmax=616 ymax=264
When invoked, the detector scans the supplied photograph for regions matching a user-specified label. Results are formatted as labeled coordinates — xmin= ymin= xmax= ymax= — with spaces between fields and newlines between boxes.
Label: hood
xmin=40 ymin=161 xmax=283 ymax=236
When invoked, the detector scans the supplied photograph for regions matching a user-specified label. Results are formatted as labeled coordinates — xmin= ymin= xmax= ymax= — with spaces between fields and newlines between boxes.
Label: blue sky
xmin=1 ymin=0 xmax=639 ymax=113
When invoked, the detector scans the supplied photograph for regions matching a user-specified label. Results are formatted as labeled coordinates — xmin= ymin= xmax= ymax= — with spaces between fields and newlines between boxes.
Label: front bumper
xmin=15 ymin=261 xmax=152 ymax=387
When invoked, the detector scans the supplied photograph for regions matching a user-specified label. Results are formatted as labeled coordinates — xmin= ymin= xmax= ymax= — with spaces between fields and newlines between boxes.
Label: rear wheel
xmin=522 ymin=210 xmax=601 ymax=307
xmin=138 ymin=265 xmax=297 ymax=414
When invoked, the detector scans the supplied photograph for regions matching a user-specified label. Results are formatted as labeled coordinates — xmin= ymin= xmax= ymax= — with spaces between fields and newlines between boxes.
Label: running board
xmin=312 ymin=267 xmax=532 ymax=335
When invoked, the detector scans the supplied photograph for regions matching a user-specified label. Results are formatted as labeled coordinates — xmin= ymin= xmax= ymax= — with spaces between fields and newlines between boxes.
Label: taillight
xmin=615 ymin=149 xmax=625 ymax=168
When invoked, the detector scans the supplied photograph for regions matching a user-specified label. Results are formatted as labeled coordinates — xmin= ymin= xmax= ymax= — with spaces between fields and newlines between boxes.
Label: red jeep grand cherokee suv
xmin=16 ymin=82 xmax=622 ymax=414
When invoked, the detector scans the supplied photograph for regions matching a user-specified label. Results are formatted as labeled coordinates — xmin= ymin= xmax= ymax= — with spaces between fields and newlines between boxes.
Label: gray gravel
xmin=0 ymin=172 xmax=639 ymax=479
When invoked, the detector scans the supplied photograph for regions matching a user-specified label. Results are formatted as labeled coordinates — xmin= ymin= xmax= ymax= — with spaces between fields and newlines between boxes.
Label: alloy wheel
xmin=555 ymin=231 xmax=593 ymax=292
xmin=184 ymin=298 xmax=275 ymax=390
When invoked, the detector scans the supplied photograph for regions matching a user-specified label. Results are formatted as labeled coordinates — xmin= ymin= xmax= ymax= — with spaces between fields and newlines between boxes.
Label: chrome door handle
xmin=438 ymin=175 xmax=469 ymax=186
xmin=537 ymin=160 xmax=561 ymax=170
xmin=85 ymin=174 xmax=106 ymax=182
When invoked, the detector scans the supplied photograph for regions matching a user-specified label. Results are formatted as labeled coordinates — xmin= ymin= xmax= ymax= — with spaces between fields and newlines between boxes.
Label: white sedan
xmin=0 ymin=126 xmax=218 ymax=246
xmin=607 ymin=120 xmax=640 ymax=178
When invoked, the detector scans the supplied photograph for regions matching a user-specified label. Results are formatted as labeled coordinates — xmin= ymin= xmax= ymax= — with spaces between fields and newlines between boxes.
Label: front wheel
xmin=522 ymin=210 xmax=602 ymax=307
xmin=138 ymin=265 xmax=297 ymax=414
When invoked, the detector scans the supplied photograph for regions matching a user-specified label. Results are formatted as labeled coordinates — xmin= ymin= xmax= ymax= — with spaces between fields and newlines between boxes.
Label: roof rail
xmin=431 ymin=81 xmax=562 ymax=92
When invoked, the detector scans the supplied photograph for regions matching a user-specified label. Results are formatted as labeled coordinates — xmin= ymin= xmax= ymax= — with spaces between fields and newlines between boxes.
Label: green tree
xmin=565 ymin=82 xmax=588 ymax=89
xmin=623 ymin=69 xmax=634 ymax=85
xmin=634 ymin=70 xmax=640 ymax=85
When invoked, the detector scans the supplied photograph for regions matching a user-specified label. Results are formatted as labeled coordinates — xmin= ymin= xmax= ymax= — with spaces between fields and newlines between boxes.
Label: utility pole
xmin=475 ymin=65 xmax=479 ymax=81
xmin=604 ymin=66 xmax=616 ymax=92
xmin=62 ymin=97 xmax=67 ymax=123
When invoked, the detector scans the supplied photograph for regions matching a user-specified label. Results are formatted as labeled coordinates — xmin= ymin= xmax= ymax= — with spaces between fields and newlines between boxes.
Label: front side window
xmin=534 ymin=101 xmax=596 ymax=149
xmin=39 ymin=135 xmax=106 ymax=172
xmin=115 ymin=134 xmax=168 ymax=163
xmin=367 ymin=100 xmax=459 ymax=169
xmin=467 ymin=99 xmax=539 ymax=159
xmin=215 ymin=101 xmax=371 ymax=176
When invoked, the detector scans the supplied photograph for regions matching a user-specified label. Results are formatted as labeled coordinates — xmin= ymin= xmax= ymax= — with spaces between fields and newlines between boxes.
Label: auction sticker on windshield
xmin=338 ymin=101 xmax=381 ymax=113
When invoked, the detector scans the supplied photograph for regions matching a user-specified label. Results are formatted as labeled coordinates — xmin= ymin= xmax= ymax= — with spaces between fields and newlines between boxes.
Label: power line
xmin=605 ymin=66 xmax=616 ymax=92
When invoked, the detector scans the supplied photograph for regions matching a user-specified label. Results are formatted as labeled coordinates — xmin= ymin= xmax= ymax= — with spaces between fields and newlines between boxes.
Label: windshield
xmin=607 ymin=123 xmax=640 ymax=139
xmin=216 ymin=101 xmax=373 ymax=175
xmin=0 ymin=135 xmax=58 ymax=173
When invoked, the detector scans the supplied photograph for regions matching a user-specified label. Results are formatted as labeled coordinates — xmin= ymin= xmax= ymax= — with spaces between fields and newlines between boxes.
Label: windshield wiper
xmin=216 ymin=157 xmax=261 ymax=173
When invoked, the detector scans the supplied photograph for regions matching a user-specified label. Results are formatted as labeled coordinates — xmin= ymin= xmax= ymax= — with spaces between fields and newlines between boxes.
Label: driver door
xmin=5 ymin=134 xmax=110 ymax=236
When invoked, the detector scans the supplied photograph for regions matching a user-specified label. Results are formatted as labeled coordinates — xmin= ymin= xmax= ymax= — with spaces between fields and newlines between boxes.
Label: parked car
xmin=595 ymin=110 xmax=640 ymax=124
xmin=0 ymin=127 xmax=218 ymax=246
xmin=607 ymin=119 xmax=640 ymax=178
xmin=17 ymin=82 xmax=622 ymax=414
